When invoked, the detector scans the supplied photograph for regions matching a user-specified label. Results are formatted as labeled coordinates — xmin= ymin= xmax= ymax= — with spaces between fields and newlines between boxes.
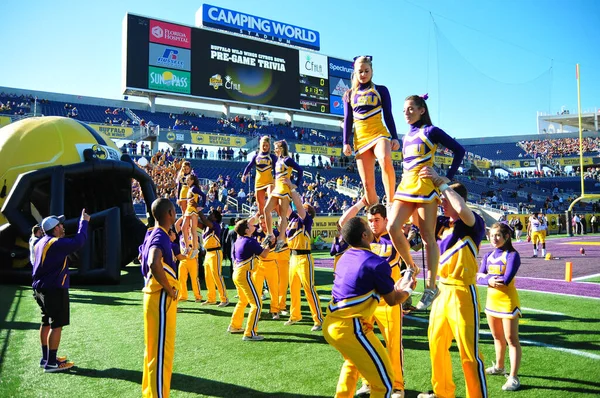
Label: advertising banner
xmin=557 ymin=157 xmax=593 ymax=166
xmin=161 ymin=130 xmax=191 ymax=143
xmin=193 ymin=28 xmax=298 ymax=109
xmin=191 ymin=132 xmax=247 ymax=147
xmin=312 ymin=216 xmax=341 ymax=243
xmin=149 ymin=43 xmax=191 ymax=71
xmin=328 ymin=57 xmax=353 ymax=79
xmin=474 ymin=159 xmax=491 ymax=169
xmin=149 ymin=19 xmax=191 ymax=49
xmin=148 ymin=66 xmax=191 ymax=94
xmin=198 ymin=4 xmax=320 ymax=50
xmin=294 ymin=143 xmax=341 ymax=156
xmin=89 ymin=124 xmax=134 ymax=139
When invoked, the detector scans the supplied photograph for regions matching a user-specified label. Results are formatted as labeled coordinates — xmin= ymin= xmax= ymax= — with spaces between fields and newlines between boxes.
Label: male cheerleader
xmin=338 ymin=200 xmax=407 ymax=398
xmin=251 ymin=214 xmax=281 ymax=319
xmin=140 ymin=198 xmax=179 ymax=398
xmin=284 ymin=189 xmax=323 ymax=331
xmin=228 ymin=219 xmax=271 ymax=340
xmin=323 ymin=217 xmax=414 ymax=398
xmin=527 ymin=212 xmax=547 ymax=258
xmin=198 ymin=209 xmax=228 ymax=307
xmin=417 ymin=166 xmax=488 ymax=398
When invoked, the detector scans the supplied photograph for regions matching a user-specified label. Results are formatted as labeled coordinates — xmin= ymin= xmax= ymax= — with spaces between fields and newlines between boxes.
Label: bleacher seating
xmin=463 ymin=143 xmax=527 ymax=160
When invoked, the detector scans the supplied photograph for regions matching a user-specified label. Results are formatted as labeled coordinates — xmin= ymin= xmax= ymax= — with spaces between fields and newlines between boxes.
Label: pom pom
xmin=421 ymin=93 xmax=429 ymax=101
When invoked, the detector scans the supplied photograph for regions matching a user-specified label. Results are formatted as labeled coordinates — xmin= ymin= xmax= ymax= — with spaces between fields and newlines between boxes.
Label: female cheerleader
xmin=176 ymin=161 xmax=195 ymax=212
xmin=477 ymin=222 xmax=522 ymax=391
xmin=342 ymin=55 xmax=399 ymax=206
xmin=181 ymin=174 xmax=206 ymax=258
xmin=241 ymin=136 xmax=278 ymax=217
xmin=264 ymin=140 xmax=302 ymax=251
xmin=388 ymin=94 xmax=465 ymax=309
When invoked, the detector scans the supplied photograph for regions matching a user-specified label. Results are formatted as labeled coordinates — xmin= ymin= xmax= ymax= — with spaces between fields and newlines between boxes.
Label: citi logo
xmin=152 ymin=26 xmax=164 ymax=39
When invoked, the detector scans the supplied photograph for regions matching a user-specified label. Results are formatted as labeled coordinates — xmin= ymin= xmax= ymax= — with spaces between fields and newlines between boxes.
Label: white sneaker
xmin=227 ymin=326 xmax=244 ymax=334
xmin=190 ymin=249 xmax=199 ymax=259
xmin=311 ymin=324 xmax=322 ymax=332
xmin=272 ymin=313 xmax=280 ymax=320
xmin=217 ymin=300 xmax=229 ymax=308
xmin=392 ymin=390 xmax=405 ymax=398
xmin=242 ymin=335 xmax=265 ymax=341
xmin=356 ymin=383 xmax=370 ymax=396
xmin=486 ymin=362 xmax=506 ymax=375
xmin=280 ymin=310 xmax=289 ymax=316
xmin=284 ymin=319 xmax=299 ymax=326
xmin=417 ymin=393 xmax=437 ymax=398
xmin=502 ymin=375 xmax=521 ymax=391
xmin=416 ymin=287 xmax=440 ymax=310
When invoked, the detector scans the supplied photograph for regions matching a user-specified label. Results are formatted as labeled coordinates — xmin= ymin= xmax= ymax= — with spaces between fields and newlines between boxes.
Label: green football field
xmin=1 ymin=263 xmax=599 ymax=398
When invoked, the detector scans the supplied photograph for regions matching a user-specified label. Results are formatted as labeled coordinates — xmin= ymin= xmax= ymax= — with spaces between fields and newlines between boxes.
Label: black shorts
xmin=33 ymin=288 xmax=70 ymax=328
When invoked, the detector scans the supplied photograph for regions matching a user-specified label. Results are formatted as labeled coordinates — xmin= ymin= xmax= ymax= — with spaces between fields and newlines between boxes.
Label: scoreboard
xmin=123 ymin=13 xmax=353 ymax=117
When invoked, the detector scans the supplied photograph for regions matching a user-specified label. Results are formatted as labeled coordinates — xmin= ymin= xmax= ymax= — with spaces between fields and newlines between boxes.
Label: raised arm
xmin=430 ymin=127 xmax=465 ymax=180
xmin=420 ymin=166 xmax=475 ymax=227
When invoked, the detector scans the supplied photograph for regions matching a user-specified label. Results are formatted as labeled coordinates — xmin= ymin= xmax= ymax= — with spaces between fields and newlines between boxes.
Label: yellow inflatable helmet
xmin=0 ymin=116 xmax=156 ymax=283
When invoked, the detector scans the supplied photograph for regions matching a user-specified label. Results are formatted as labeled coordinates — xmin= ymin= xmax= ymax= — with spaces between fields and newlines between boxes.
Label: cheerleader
xmin=388 ymin=95 xmax=465 ymax=309
xmin=264 ymin=140 xmax=302 ymax=251
xmin=477 ymin=222 xmax=522 ymax=392
xmin=176 ymin=161 xmax=195 ymax=212
xmin=181 ymin=174 xmax=206 ymax=258
xmin=342 ymin=56 xmax=399 ymax=207
xmin=241 ymin=136 xmax=277 ymax=217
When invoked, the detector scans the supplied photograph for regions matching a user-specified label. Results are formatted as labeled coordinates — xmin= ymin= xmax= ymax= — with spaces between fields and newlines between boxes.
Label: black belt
xmin=291 ymin=249 xmax=311 ymax=255
xmin=206 ymin=247 xmax=221 ymax=252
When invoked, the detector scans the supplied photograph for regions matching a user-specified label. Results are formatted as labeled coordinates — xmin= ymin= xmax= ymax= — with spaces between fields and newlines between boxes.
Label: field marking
xmin=572 ymin=273 xmax=600 ymax=281
xmin=517 ymin=288 xmax=600 ymax=300
xmin=521 ymin=307 xmax=565 ymax=316
xmin=562 ymin=241 xmax=600 ymax=246
xmin=404 ymin=315 xmax=600 ymax=360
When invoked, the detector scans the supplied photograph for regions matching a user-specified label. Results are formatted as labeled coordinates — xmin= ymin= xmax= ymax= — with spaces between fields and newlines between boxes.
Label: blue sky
xmin=1 ymin=0 xmax=599 ymax=139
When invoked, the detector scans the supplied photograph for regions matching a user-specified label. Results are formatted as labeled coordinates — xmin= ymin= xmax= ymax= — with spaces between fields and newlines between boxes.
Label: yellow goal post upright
xmin=566 ymin=64 xmax=600 ymax=236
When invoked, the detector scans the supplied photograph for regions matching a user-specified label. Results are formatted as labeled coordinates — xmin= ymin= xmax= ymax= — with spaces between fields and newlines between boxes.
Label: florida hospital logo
xmin=152 ymin=26 xmax=164 ymax=39
xmin=209 ymin=74 xmax=223 ymax=90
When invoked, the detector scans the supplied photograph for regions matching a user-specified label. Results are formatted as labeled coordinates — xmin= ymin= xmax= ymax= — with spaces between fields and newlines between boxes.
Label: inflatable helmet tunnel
xmin=0 ymin=116 xmax=156 ymax=284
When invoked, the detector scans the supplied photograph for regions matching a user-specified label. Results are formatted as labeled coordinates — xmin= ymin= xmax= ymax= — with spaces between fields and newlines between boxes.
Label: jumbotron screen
xmin=123 ymin=13 xmax=352 ymax=117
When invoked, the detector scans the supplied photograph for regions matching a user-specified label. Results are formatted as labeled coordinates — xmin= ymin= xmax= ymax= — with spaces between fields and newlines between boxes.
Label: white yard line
xmin=572 ymin=273 xmax=600 ymax=281
xmin=404 ymin=315 xmax=600 ymax=360
xmin=521 ymin=307 xmax=565 ymax=316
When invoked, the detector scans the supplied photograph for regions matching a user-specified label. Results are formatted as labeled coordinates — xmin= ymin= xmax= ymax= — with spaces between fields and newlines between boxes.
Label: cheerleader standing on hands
xmin=343 ymin=55 xmax=400 ymax=207
xmin=388 ymin=94 xmax=465 ymax=309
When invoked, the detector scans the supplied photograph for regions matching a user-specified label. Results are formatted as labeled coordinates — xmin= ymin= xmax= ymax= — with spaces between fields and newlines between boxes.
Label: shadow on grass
xmin=254 ymin=331 xmax=327 ymax=344
xmin=70 ymin=367 xmax=330 ymax=397
xmin=521 ymin=374 xmax=600 ymax=395
xmin=0 ymin=285 xmax=32 ymax=374
xmin=69 ymin=293 xmax=140 ymax=307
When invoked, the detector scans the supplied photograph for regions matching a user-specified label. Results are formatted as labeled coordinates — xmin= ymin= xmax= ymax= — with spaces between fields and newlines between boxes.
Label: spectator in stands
xmin=219 ymin=185 xmax=228 ymax=203
xmin=237 ymin=188 xmax=247 ymax=201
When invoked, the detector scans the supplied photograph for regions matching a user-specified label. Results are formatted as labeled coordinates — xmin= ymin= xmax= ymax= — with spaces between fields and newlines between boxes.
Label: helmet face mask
xmin=0 ymin=117 xmax=156 ymax=283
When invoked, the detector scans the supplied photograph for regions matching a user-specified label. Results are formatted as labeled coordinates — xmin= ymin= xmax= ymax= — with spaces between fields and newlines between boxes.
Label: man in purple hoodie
xmin=32 ymin=209 xmax=89 ymax=372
